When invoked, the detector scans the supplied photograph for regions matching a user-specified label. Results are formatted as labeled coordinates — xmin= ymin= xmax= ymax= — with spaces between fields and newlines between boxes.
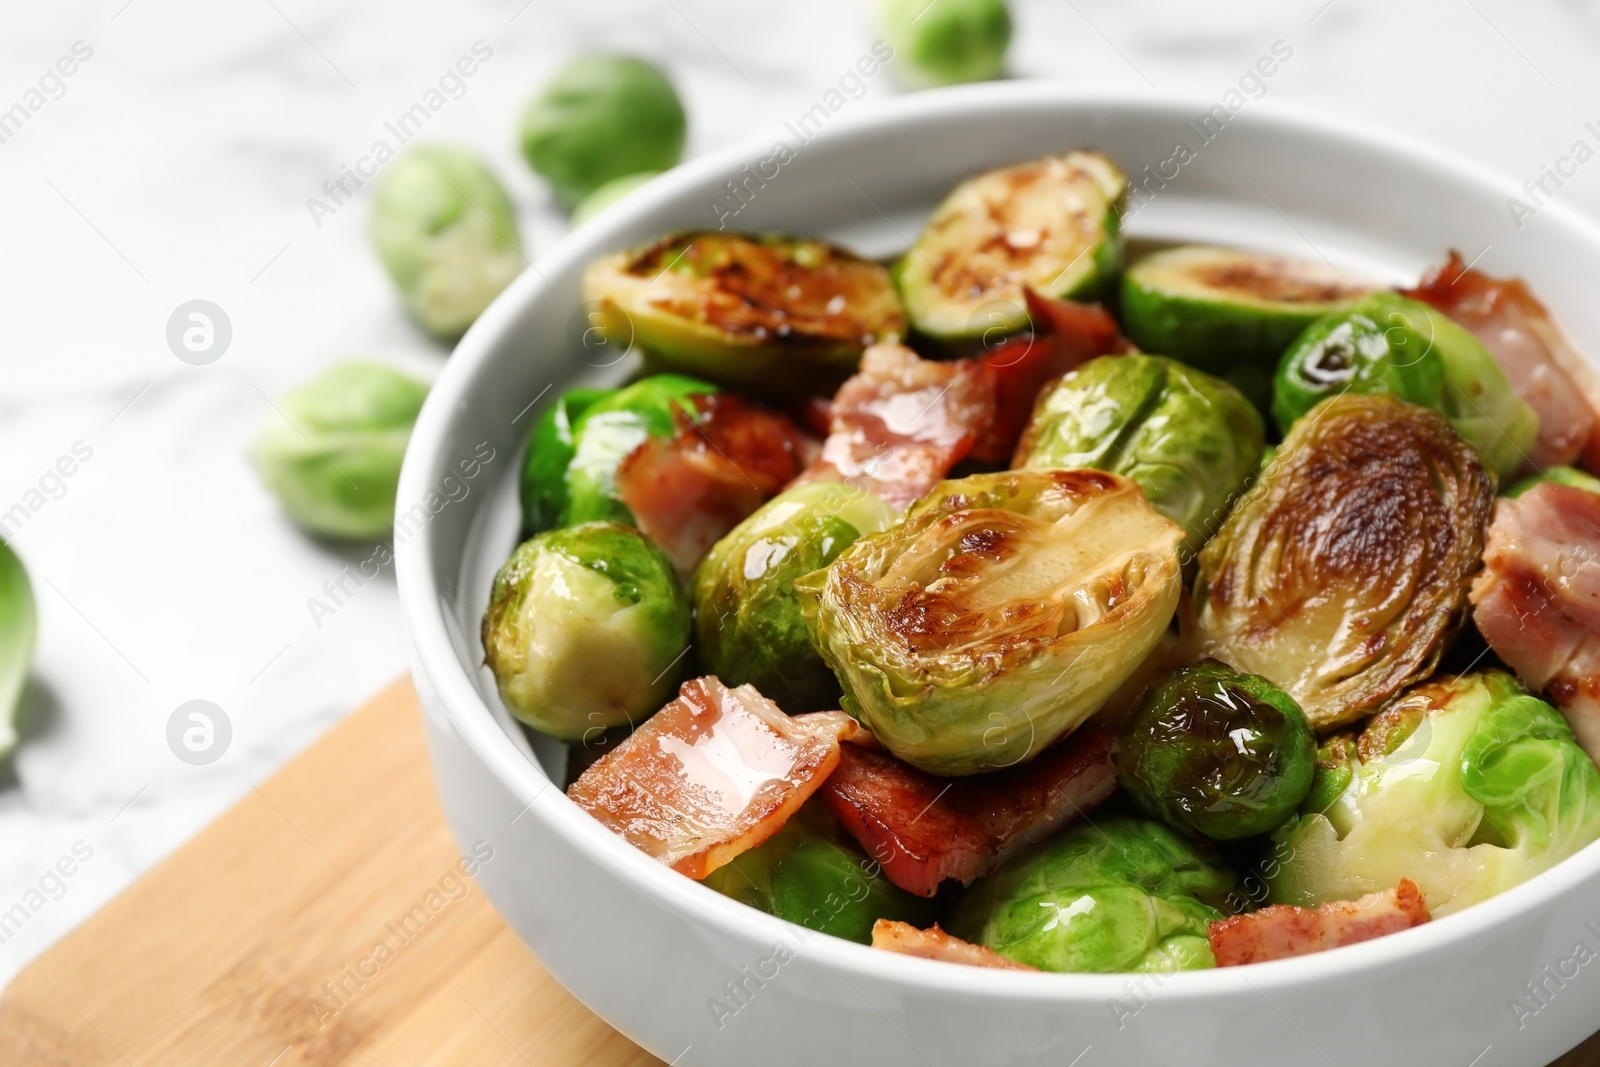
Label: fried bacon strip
xmin=791 ymin=342 xmax=998 ymax=510
xmin=1401 ymin=252 xmax=1599 ymax=470
xmin=567 ymin=677 xmax=858 ymax=879
xmin=970 ymin=289 xmax=1130 ymax=464
xmin=870 ymin=920 xmax=1037 ymax=971
xmin=1207 ymin=880 xmax=1431 ymax=967
xmin=1471 ymin=482 xmax=1600 ymax=761
xmin=819 ymin=727 xmax=1116 ymax=897
xmin=615 ymin=393 xmax=809 ymax=575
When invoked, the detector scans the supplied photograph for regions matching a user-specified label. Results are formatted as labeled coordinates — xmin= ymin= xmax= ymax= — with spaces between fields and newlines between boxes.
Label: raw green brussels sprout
xmin=252 ymin=362 xmax=430 ymax=540
xmin=897 ymin=152 xmax=1125 ymax=343
xmin=1274 ymin=292 xmax=1539 ymax=477
xmin=1121 ymin=245 xmax=1371 ymax=412
xmin=797 ymin=469 xmax=1183 ymax=776
xmin=1117 ymin=660 xmax=1316 ymax=841
xmin=519 ymin=387 xmax=612 ymax=537
xmin=370 ymin=146 xmax=523 ymax=339
xmin=950 ymin=819 xmax=1235 ymax=972
xmin=1506 ymin=465 xmax=1600 ymax=497
xmin=1196 ymin=393 xmax=1495 ymax=732
xmin=542 ymin=374 xmax=716 ymax=529
xmin=880 ymin=0 xmax=1012 ymax=87
xmin=1015 ymin=355 xmax=1264 ymax=556
xmin=693 ymin=482 xmax=895 ymax=711
xmin=571 ymin=171 xmax=660 ymax=225
xmin=1270 ymin=671 xmax=1600 ymax=916
xmin=482 ymin=522 xmax=689 ymax=740
xmin=0 ymin=540 xmax=35 ymax=761
xmin=584 ymin=232 xmax=905 ymax=395
xmin=705 ymin=804 xmax=935 ymax=944
xmin=521 ymin=54 xmax=686 ymax=207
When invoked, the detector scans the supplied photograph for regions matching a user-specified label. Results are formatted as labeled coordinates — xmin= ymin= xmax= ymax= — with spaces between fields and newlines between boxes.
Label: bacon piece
xmin=1208 ymin=880 xmax=1431 ymax=967
xmin=1471 ymin=483 xmax=1600 ymax=760
xmin=791 ymin=343 xmax=998 ymax=510
xmin=567 ymin=678 xmax=856 ymax=879
xmin=970 ymin=289 xmax=1130 ymax=464
xmin=870 ymin=920 xmax=1037 ymax=971
xmin=1401 ymin=252 xmax=1599 ymax=470
xmin=615 ymin=393 xmax=807 ymax=575
xmin=819 ymin=727 xmax=1116 ymax=897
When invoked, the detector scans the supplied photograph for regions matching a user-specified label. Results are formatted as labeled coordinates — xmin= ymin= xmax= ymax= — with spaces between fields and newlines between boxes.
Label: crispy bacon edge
xmin=1207 ymin=879 xmax=1431 ymax=967
xmin=870 ymin=920 xmax=1038 ymax=971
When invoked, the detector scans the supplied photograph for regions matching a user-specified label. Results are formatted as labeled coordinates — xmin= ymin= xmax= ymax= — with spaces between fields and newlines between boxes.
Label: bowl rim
xmin=396 ymin=79 xmax=1600 ymax=1002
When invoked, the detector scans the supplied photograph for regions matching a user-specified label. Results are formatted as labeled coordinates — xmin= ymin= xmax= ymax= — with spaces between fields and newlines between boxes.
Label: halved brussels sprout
xmin=1116 ymin=660 xmax=1316 ymax=841
xmin=1122 ymin=245 xmax=1370 ymax=374
xmin=693 ymin=481 xmax=895 ymax=711
xmin=1195 ymin=393 xmax=1495 ymax=731
xmin=583 ymin=232 xmax=904 ymax=395
xmin=559 ymin=373 xmax=715 ymax=528
xmin=796 ymin=469 xmax=1183 ymax=776
xmin=1269 ymin=671 xmax=1600 ymax=916
xmin=1015 ymin=354 xmax=1264 ymax=557
xmin=1274 ymin=292 xmax=1539 ymax=477
xmin=0 ymin=540 xmax=35 ymax=761
xmin=482 ymin=521 xmax=689 ymax=740
xmin=896 ymin=152 xmax=1126 ymax=344
xmin=519 ymin=386 xmax=612 ymax=537
xmin=949 ymin=818 xmax=1236 ymax=972
xmin=1505 ymin=465 xmax=1600 ymax=498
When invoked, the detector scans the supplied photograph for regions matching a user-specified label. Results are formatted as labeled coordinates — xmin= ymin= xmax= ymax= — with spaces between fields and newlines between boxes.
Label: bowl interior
xmin=398 ymin=84 xmax=1600 ymax=988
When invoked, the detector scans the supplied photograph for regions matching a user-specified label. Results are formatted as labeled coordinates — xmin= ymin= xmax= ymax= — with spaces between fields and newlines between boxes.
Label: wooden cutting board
xmin=0 ymin=679 xmax=1594 ymax=1066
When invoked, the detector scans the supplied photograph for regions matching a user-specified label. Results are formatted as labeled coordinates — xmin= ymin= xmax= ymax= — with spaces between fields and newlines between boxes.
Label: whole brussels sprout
xmin=1505 ymin=464 xmax=1600 ymax=498
xmin=1274 ymin=292 xmax=1539 ymax=477
xmin=370 ymin=146 xmax=523 ymax=339
xmin=797 ymin=469 xmax=1183 ymax=776
xmin=571 ymin=171 xmax=660 ymax=225
xmin=880 ymin=0 xmax=1012 ymax=87
xmin=521 ymin=54 xmax=686 ymax=207
xmin=0 ymin=540 xmax=35 ymax=761
xmin=693 ymin=481 xmax=895 ymax=711
xmin=1116 ymin=660 xmax=1315 ymax=841
xmin=1196 ymin=393 xmax=1495 ymax=732
xmin=1270 ymin=671 xmax=1600 ymax=916
xmin=482 ymin=521 xmax=690 ymax=740
xmin=252 ymin=362 xmax=430 ymax=540
xmin=950 ymin=819 xmax=1236 ymax=972
xmin=519 ymin=387 xmax=612 ymax=537
xmin=553 ymin=374 xmax=717 ymax=528
xmin=1016 ymin=355 xmax=1265 ymax=556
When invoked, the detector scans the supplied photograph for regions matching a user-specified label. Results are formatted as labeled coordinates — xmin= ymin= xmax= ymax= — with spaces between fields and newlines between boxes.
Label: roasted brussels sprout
xmin=1274 ymin=292 xmax=1539 ymax=477
xmin=555 ymin=374 xmax=715 ymax=529
xmin=0 ymin=540 xmax=35 ymax=761
xmin=797 ymin=469 xmax=1183 ymax=776
xmin=252 ymin=362 xmax=430 ymax=540
xmin=1195 ymin=394 xmax=1495 ymax=731
xmin=1506 ymin=465 xmax=1600 ymax=498
xmin=1015 ymin=355 xmax=1265 ymax=556
xmin=693 ymin=482 xmax=895 ymax=711
xmin=1269 ymin=671 xmax=1600 ymax=916
xmin=1117 ymin=660 xmax=1316 ymax=841
xmin=880 ymin=0 xmax=1012 ymax=87
xmin=705 ymin=803 xmax=936 ymax=944
xmin=584 ymin=232 xmax=904 ymax=395
xmin=482 ymin=521 xmax=690 ymax=740
xmin=950 ymin=819 xmax=1236 ymax=972
xmin=571 ymin=171 xmax=660 ymax=225
xmin=519 ymin=387 xmax=611 ymax=537
xmin=897 ymin=153 xmax=1126 ymax=343
xmin=370 ymin=146 xmax=523 ymax=339
xmin=1121 ymin=245 xmax=1370 ymax=409
xmin=520 ymin=54 xmax=685 ymax=207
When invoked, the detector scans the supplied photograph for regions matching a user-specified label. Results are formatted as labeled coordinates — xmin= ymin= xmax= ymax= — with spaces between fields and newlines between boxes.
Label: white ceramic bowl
xmin=396 ymin=84 xmax=1600 ymax=1067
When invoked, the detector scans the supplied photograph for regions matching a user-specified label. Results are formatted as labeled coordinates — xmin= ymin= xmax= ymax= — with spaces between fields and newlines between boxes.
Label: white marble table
xmin=2 ymin=0 xmax=1598 ymax=983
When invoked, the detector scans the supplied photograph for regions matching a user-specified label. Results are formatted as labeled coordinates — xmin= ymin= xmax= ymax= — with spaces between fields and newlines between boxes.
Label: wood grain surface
xmin=0 ymin=679 xmax=1593 ymax=1066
